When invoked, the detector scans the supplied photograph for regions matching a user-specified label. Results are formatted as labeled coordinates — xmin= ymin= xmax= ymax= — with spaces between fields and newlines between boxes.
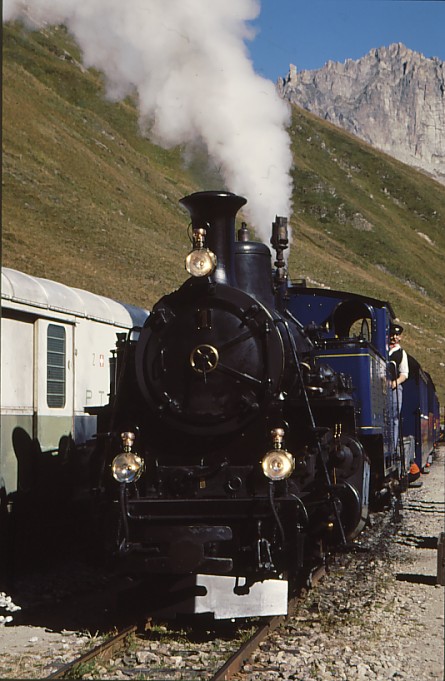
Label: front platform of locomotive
xmin=99 ymin=192 xmax=359 ymax=619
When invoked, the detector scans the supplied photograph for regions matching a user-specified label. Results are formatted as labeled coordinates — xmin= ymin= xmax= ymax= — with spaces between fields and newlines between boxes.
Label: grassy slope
xmin=2 ymin=23 xmax=198 ymax=303
xmin=2 ymin=23 xmax=445 ymax=404
xmin=289 ymin=110 xmax=445 ymax=404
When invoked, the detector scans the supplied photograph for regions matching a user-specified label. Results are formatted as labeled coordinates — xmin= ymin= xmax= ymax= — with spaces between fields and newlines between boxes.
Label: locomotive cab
xmin=286 ymin=286 xmax=407 ymax=502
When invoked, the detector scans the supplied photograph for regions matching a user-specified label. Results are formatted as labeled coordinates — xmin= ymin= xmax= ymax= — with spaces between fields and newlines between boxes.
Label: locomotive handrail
xmin=320 ymin=337 xmax=369 ymax=345
xmin=314 ymin=337 xmax=385 ymax=362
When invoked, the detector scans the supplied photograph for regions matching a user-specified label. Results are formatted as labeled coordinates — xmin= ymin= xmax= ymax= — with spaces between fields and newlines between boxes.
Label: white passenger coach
xmin=0 ymin=267 xmax=148 ymax=500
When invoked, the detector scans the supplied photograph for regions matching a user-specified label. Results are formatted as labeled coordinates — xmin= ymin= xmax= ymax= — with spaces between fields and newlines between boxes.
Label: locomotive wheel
xmin=135 ymin=281 xmax=285 ymax=435
xmin=325 ymin=433 xmax=370 ymax=540
xmin=332 ymin=481 xmax=368 ymax=540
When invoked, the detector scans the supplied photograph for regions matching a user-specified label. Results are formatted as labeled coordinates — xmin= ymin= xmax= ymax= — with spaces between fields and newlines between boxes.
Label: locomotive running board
xmin=152 ymin=574 xmax=288 ymax=620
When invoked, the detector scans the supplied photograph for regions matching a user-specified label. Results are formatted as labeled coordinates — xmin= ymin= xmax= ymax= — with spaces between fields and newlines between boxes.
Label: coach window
xmin=47 ymin=324 xmax=66 ymax=408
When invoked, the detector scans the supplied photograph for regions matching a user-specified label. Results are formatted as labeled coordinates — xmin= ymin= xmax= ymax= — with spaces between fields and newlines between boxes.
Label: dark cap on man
xmin=390 ymin=323 xmax=404 ymax=335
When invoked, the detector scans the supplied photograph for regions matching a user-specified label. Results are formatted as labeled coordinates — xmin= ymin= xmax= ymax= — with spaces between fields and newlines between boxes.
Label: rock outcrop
xmin=278 ymin=43 xmax=445 ymax=184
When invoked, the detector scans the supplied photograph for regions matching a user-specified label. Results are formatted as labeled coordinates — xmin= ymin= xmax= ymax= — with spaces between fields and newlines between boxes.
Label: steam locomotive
xmin=91 ymin=191 xmax=437 ymax=619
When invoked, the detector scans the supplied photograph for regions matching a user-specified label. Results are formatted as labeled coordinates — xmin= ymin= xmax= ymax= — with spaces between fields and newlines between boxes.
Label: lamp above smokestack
xmin=180 ymin=191 xmax=247 ymax=287
xmin=185 ymin=226 xmax=217 ymax=277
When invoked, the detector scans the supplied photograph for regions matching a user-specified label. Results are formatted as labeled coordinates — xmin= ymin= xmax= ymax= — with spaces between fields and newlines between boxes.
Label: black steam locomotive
xmin=91 ymin=191 xmax=412 ymax=619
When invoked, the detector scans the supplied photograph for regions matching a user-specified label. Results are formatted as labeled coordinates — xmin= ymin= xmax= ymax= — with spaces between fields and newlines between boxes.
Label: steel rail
xmin=210 ymin=614 xmax=283 ymax=681
xmin=45 ymin=566 xmax=326 ymax=680
xmin=210 ymin=565 xmax=326 ymax=681
xmin=45 ymin=624 xmax=137 ymax=679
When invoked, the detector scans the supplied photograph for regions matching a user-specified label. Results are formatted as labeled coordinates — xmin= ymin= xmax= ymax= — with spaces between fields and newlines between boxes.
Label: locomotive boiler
xmin=94 ymin=191 xmax=370 ymax=619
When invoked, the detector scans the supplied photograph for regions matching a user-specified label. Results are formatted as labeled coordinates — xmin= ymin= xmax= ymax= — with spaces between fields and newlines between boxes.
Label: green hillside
xmin=2 ymin=22 xmax=445 ymax=405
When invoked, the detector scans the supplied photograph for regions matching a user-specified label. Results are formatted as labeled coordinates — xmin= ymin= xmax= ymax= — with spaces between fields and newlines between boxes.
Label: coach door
xmin=35 ymin=319 xmax=74 ymax=452
xmin=0 ymin=313 xmax=35 ymax=495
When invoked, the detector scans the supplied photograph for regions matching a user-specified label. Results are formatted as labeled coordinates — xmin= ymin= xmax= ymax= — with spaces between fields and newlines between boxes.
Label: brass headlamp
xmin=111 ymin=431 xmax=145 ymax=484
xmin=185 ymin=226 xmax=217 ymax=277
xmin=261 ymin=428 xmax=295 ymax=481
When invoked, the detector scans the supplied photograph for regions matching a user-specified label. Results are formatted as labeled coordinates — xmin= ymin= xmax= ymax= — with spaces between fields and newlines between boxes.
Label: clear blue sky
xmin=249 ymin=0 xmax=445 ymax=81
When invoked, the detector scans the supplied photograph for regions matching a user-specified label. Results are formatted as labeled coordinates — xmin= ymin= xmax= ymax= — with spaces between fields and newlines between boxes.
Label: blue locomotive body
xmin=285 ymin=287 xmax=405 ymax=491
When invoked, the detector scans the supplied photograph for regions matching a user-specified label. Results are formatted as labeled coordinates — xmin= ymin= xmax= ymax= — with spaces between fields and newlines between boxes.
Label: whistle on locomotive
xmin=270 ymin=216 xmax=289 ymax=283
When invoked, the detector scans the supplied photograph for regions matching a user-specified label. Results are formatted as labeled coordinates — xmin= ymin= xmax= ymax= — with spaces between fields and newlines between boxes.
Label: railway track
xmin=46 ymin=625 xmax=138 ymax=679
xmin=17 ymin=500 xmax=394 ymax=680
xmin=44 ymin=567 xmax=326 ymax=680
xmin=5 ymin=452 xmax=443 ymax=681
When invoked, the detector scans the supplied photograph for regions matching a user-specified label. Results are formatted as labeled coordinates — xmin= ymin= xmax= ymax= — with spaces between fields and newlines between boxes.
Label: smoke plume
xmin=3 ymin=0 xmax=293 ymax=238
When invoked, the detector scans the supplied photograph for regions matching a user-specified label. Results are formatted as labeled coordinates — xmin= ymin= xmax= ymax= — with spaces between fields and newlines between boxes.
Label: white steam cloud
xmin=3 ymin=0 xmax=293 ymax=238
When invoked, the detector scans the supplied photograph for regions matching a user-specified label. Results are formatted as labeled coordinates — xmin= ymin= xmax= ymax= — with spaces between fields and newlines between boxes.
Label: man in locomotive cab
xmin=389 ymin=322 xmax=409 ymax=449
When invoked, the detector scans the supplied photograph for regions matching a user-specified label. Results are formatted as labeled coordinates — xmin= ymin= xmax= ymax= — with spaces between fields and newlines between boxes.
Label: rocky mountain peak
xmin=278 ymin=43 xmax=445 ymax=184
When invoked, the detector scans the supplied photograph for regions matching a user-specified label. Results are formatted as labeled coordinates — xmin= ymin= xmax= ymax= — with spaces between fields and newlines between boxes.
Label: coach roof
xmin=1 ymin=267 xmax=148 ymax=328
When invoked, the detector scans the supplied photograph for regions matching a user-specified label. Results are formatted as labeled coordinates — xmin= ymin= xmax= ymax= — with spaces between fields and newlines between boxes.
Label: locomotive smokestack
xmin=180 ymin=191 xmax=247 ymax=287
